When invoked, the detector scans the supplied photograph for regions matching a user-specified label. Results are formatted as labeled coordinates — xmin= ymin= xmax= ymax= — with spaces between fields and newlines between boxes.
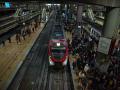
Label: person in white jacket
xmin=84 ymin=64 xmax=90 ymax=73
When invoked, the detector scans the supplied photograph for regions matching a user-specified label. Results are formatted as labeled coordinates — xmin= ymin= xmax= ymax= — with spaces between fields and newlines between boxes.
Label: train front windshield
xmin=51 ymin=48 xmax=66 ymax=60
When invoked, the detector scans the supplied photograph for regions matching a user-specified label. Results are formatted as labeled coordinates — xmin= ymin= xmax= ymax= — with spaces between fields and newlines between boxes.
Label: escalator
xmin=87 ymin=5 xmax=95 ymax=21
xmin=13 ymin=8 xmax=22 ymax=17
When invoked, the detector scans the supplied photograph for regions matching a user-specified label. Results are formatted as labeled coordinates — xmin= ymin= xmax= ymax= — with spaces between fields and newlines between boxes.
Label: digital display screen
xmin=5 ymin=2 xmax=11 ymax=8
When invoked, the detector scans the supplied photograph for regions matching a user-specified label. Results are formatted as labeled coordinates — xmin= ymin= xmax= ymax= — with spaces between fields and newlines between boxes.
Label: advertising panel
xmin=97 ymin=37 xmax=111 ymax=54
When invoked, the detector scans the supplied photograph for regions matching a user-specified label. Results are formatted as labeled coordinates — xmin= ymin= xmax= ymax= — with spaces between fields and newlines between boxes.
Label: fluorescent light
xmin=49 ymin=56 xmax=54 ymax=65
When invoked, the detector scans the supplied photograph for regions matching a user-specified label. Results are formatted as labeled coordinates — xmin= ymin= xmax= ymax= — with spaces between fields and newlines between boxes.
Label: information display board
xmin=97 ymin=37 xmax=111 ymax=54
xmin=5 ymin=2 xmax=11 ymax=8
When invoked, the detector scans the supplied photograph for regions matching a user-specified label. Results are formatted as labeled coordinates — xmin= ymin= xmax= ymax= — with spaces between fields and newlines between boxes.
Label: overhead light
xmin=56 ymin=43 xmax=60 ymax=46
xmin=46 ymin=4 xmax=51 ymax=6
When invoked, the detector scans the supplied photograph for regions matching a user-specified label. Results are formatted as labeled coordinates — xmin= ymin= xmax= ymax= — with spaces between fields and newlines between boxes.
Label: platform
xmin=0 ymin=22 xmax=46 ymax=90
xmin=65 ymin=29 xmax=111 ymax=90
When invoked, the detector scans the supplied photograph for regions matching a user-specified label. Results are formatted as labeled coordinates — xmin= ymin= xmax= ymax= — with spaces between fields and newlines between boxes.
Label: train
xmin=48 ymin=24 xmax=68 ymax=66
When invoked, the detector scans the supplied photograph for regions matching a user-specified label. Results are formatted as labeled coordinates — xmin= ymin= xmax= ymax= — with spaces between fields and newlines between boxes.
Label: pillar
xmin=77 ymin=4 xmax=83 ymax=26
xmin=103 ymin=7 xmax=120 ymax=38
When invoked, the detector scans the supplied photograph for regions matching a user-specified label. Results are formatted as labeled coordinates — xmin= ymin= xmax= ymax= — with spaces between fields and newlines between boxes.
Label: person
xmin=107 ymin=63 xmax=114 ymax=75
xmin=67 ymin=39 xmax=70 ymax=45
xmin=84 ymin=64 xmax=90 ymax=74
xmin=31 ymin=23 xmax=34 ymax=32
xmin=2 ymin=41 xmax=5 ymax=46
xmin=34 ymin=22 xmax=37 ymax=30
xmin=8 ymin=37 xmax=11 ymax=43
xmin=77 ymin=54 xmax=85 ymax=71
xmin=72 ymin=57 xmax=77 ymax=70
xmin=16 ymin=33 xmax=21 ymax=44
xmin=26 ymin=27 xmax=31 ymax=37
xmin=68 ymin=43 xmax=73 ymax=54
xmin=99 ymin=72 xmax=107 ymax=89
xmin=72 ymin=47 xmax=77 ymax=56
xmin=78 ymin=70 xmax=86 ymax=79
xmin=21 ymin=28 xmax=26 ymax=40
xmin=85 ymin=79 xmax=94 ymax=90
xmin=104 ymin=75 xmax=116 ymax=90
xmin=112 ymin=42 xmax=120 ymax=58
xmin=90 ymin=54 xmax=96 ymax=68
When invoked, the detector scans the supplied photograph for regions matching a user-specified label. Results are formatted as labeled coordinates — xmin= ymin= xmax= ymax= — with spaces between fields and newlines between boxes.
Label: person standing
xmin=21 ymin=27 xmax=26 ymax=40
xmin=16 ymin=33 xmax=21 ymax=44
xmin=84 ymin=64 xmax=90 ymax=74
xmin=26 ymin=27 xmax=31 ymax=37
xmin=2 ymin=41 xmax=5 ymax=46
xmin=8 ymin=37 xmax=11 ymax=43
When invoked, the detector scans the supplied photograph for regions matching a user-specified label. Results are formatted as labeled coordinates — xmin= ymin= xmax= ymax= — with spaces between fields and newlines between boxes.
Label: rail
xmin=8 ymin=12 xmax=74 ymax=90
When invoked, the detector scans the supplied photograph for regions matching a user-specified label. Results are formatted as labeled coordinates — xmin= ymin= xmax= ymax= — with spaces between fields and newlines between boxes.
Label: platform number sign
xmin=97 ymin=37 xmax=111 ymax=54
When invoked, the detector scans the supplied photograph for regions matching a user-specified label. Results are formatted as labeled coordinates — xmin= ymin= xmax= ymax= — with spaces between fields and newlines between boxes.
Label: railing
xmin=95 ymin=19 xmax=104 ymax=26
xmin=83 ymin=16 xmax=103 ymax=30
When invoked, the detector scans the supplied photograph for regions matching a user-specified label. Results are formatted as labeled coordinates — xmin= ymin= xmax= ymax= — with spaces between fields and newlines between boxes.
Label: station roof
xmin=5 ymin=0 xmax=120 ymax=7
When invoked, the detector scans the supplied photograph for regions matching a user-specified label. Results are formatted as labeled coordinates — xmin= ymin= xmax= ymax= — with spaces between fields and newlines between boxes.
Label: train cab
xmin=48 ymin=39 xmax=68 ymax=66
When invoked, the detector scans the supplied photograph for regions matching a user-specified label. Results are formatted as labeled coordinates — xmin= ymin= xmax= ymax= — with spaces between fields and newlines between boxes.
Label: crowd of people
xmin=15 ymin=21 xmax=39 ymax=44
xmin=1 ymin=21 xmax=40 ymax=46
xmin=66 ymin=24 xmax=120 ymax=90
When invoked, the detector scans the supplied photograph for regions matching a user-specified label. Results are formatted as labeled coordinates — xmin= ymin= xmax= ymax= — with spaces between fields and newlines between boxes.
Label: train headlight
xmin=49 ymin=56 xmax=54 ymax=65
xmin=56 ymin=43 xmax=60 ymax=46
xmin=62 ymin=57 xmax=68 ymax=66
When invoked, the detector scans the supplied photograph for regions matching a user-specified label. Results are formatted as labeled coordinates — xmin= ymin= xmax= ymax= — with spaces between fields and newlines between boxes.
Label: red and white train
xmin=48 ymin=24 xmax=68 ymax=66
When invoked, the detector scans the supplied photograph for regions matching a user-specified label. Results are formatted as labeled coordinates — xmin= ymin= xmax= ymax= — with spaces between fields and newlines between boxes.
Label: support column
xmin=77 ymin=4 xmax=83 ymax=26
xmin=103 ymin=7 xmax=120 ymax=38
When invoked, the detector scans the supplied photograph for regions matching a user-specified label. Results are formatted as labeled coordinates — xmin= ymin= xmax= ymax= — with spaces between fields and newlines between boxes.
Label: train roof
xmin=49 ymin=39 xmax=67 ymax=47
xmin=51 ymin=24 xmax=65 ymax=40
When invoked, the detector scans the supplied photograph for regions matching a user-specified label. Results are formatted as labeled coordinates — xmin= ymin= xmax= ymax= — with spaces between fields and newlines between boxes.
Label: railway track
xmin=8 ymin=13 xmax=74 ymax=90
xmin=44 ymin=66 xmax=73 ymax=90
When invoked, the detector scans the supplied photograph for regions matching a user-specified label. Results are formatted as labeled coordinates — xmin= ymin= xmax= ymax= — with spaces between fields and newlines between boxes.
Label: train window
xmin=56 ymin=33 xmax=62 ymax=36
xmin=52 ymin=49 xmax=66 ymax=54
xmin=51 ymin=49 xmax=66 ymax=59
xmin=52 ymin=32 xmax=64 ymax=39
